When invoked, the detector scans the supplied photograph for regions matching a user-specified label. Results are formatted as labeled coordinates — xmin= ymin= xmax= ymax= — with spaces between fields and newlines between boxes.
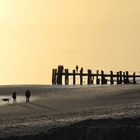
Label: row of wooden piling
xmin=52 ymin=66 xmax=140 ymax=85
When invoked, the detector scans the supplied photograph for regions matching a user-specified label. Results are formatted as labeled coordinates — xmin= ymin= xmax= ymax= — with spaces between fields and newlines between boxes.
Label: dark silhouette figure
xmin=76 ymin=65 xmax=79 ymax=73
xmin=25 ymin=89 xmax=31 ymax=103
xmin=12 ymin=91 xmax=17 ymax=103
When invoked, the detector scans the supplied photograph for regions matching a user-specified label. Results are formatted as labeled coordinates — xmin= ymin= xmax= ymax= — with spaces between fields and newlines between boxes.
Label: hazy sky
xmin=0 ymin=0 xmax=140 ymax=84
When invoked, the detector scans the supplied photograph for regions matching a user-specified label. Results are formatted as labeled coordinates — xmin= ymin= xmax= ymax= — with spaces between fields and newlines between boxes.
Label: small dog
xmin=2 ymin=98 xmax=10 ymax=103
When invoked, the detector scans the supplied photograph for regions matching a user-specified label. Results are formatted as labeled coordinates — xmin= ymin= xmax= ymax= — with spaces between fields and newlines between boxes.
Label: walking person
xmin=12 ymin=91 xmax=17 ymax=103
xmin=25 ymin=89 xmax=31 ymax=103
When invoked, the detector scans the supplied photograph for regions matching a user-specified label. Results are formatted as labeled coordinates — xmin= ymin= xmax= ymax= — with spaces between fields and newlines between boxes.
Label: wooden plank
xmin=58 ymin=73 xmax=140 ymax=78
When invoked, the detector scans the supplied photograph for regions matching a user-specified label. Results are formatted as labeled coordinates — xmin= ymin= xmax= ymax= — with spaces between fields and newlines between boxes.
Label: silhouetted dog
xmin=2 ymin=98 xmax=10 ymax=103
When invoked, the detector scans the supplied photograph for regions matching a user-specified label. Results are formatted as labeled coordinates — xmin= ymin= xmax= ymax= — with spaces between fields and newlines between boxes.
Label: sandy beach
xmin=0 ymin=84 xmax=140 ymax=139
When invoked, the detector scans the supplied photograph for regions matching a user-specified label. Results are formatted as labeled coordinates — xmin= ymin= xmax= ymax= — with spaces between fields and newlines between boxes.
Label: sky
xmin=0 ymin=0 xmax=140 ymax=85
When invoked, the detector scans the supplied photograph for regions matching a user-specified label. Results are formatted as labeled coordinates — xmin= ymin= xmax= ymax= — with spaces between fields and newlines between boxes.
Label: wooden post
xmin=117 ymin=72 xmax=120 ymax=84
xmin=52 ymin=69 xmax=57 ymax=85
xmin=73 ymin=70 xmax=76 ymax=85
xmin=110 ymin=71 xmax=114 ymax=85
xmin=123 ymin=72 xmax=126 ymax=84
xmin=126 ymin=71 xmax=129 ymax=84
xmin=91 ymin=74 xmax=94 ymax=85
xmin=133 ymin=72 xmax=136 ymax=84
xmin=53 ymin=69 xmax=57 ymax=85
xmin=101 ymin=70 xmax=104 ymax=85
xmin=57 ymin=65 xmax=64 ymax=85
xmin=52 ymin=69 xmax=54 ymax=85
xmin=80 ymin=67 xmax=83 ymax=85
xmin=65 ymin=69 xmax=69 ymax=85
xmin=119 ymin=71 xmax=122 ymax=84
xmin=96 ymin=70 xmax=100 ymax=84
xmin=52 ymin=69 xmax=55 ymax=85
xmin=87 ymin=69 xmax=92 ymax=85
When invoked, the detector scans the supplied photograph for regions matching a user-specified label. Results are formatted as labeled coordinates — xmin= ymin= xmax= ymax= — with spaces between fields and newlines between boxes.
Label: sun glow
xmin=0 ymin=1 xmax=8 ymax=22
xmin=0 ymin=0 xmax=139 ymax=85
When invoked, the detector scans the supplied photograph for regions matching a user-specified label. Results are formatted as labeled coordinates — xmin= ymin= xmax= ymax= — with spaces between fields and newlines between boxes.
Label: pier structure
xmin=52 ymin=66 xmax=140 ymax=85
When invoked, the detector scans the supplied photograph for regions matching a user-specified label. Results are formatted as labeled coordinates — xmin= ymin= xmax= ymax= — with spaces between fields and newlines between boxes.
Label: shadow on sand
xmin=17 ymin=102 xmax=59 ymax=113
xmin=18 ymin=103 xmax=40 ymax=111
xmin=29 ymin=102 xmax=59 ymax=112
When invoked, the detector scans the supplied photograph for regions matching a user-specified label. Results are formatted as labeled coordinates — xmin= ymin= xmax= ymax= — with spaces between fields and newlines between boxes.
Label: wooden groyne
xmin=52 ymin=65 xmax=140 ymax=85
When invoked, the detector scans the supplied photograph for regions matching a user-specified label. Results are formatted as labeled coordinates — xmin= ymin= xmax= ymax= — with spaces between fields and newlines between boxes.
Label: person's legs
xmin=26 ymin=97 xmax=28 ymax=102
xmin=26 ymin=97 xmax=29 ymax=102
xmin=13 ymin=98 xmax=16 ymax=103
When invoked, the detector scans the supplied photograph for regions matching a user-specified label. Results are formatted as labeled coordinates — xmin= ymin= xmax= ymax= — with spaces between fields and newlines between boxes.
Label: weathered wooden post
xmin=101 ymin=70 xmax=107 ymax=84
xmin=52 ymin=69 xmax=54 ymax=85
xmin=126 ymin=71 xmax=129 ymax=84
xmin=133 ymin=72 xmax=136 ymax=84
xmin=65 ymin=69 xmax=69 ymax=85
xmin=119 ymin=71 xmax=123 ymax=84
xmin=57 ymin=65 xmax=64 ymax=85
xmin=117 ymin=72 xmax=120 ymax=84
xmin=80 ymin=67 xmax=83 ymax=85
xmin=73 ymin=70 xmax=76 ymax=85
xmin=91 ymin=73 xmax=94 ymax=85
xmin=110 ymin=71 xmax=114 ymax=85
xmin=101 ymin=70 xmax=104 ymax=85
xmin=96 ymin=70 xmax=100 ymax=84
xmin=55 ymin=69 xmax=57 ymax=84
xmin=52 ymin=69 xmax=56 ymax=85
xmin=123 ymin=72 xmax=126 ymax=84
xmin=87 ymin=69 xmax=92 ymax=85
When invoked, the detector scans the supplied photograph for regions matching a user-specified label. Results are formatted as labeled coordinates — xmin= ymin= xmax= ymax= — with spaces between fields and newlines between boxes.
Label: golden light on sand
xmin=0 ymin=0 xmax=139 ymax=84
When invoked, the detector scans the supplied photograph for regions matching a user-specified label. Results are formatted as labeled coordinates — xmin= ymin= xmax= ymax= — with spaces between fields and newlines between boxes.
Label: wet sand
xmin=1 ymin=117 xmax=140 ymax=140
xmin=0 ymin=84 xmax=140 ymax=139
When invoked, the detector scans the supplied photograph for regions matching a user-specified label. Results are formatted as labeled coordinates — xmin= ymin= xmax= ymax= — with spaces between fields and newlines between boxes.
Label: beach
xmin=0 ymin=84 xmax=140 ymax=139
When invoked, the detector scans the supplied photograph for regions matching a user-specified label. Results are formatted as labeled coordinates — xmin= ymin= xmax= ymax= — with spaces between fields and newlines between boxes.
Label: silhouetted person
xmin=12 ymin=91 xmax=17 ymax=103
xmin=25 ymin=89 xmax=31 ymax=103
xmin=76 ymin=65 xmax=79 ymax=73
